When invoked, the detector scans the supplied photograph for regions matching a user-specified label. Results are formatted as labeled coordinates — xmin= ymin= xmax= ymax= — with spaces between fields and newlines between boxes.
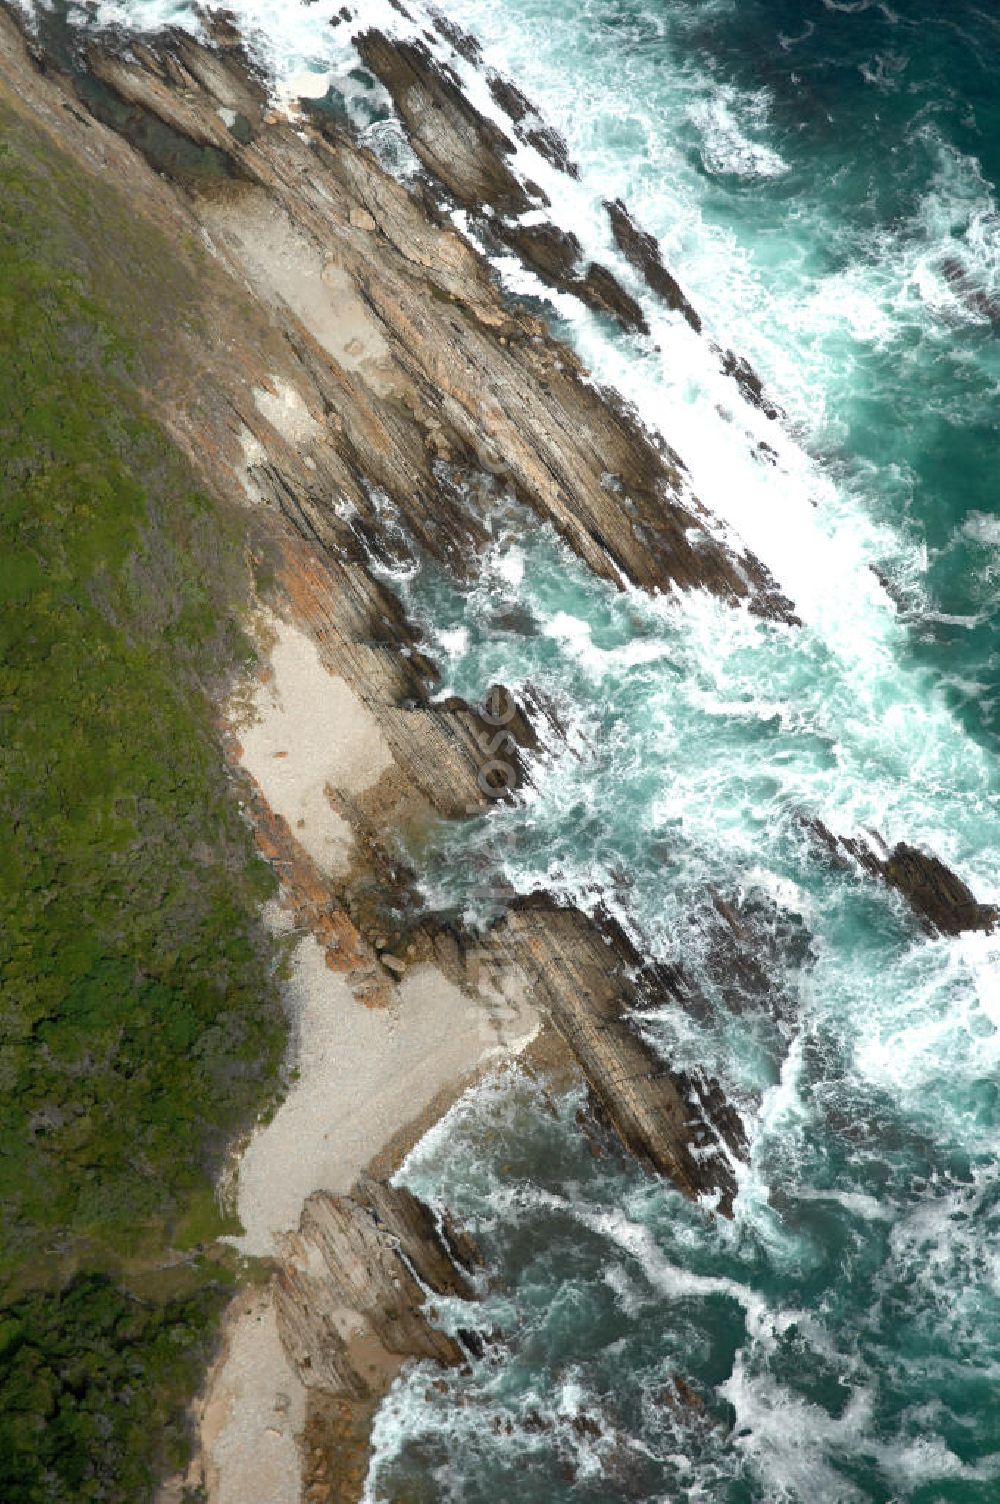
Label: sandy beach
xmin=197 ymin=609 xmax=539 ymax=1504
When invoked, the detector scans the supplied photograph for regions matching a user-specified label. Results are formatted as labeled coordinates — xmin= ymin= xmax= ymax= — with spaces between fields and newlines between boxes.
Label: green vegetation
xmin=0 ymin=105 xmax=285 ymax=1500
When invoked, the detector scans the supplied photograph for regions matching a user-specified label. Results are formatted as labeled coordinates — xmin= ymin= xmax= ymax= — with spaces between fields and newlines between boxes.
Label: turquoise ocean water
xmin=70 ymin=0 xmax=1000 ymax=1494
xmin=380 ymin=5 xmax=1000 ymax=1498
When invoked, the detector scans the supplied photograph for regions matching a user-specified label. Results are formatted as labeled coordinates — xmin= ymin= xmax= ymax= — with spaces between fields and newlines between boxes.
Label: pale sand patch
xmin=236 ymin=613 xmax=393 ymax=877
xmin=201 ymin=193 xmax=399 ymax=394
xmin=235 ymin=927 xmax=538 ymax=1258
xmin=253 ymin=376 xmax=320 ymax=450
xmin=200 ymin=1290 xmax=306 ymax=1504
xmin=237 ymin=424 xmax=269 ymax=504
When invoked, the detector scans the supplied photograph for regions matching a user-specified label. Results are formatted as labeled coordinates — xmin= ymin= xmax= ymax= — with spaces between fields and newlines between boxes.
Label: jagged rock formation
xmin=275 ymin=1177 xmax=481 ymax=1498
xmin=356 ymin=23 xmax=786 ymax=421
xmin=499 ymin=898 xmax=749 ymax=1216
xmin=275 ymin=1178 xmax=477 ymax=1396
xmin=484 ymin=66 xmax=580 ymax=177
xmin=9 ymin=11 xmax=987 ymax=1498
xmin=11 ymin=10 xmax=798 ymax=621
xmin=353 ymin=29 xmax=652 ymax=335
xmin=700 ymin=890 xmax=809 ymax=1024
xmin=809 ymin=821 xmax=999 ymax=936
xmin=718 ymin=347 xmax=784 ymax=421
xmin=605 ymin=197 xmax=703 ymax=334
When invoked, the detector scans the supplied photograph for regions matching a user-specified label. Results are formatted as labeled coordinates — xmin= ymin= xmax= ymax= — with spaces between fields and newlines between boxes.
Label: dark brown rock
xmin=354 ymin=30 xmax=531 ymax=216
xmin=719 ymin=347 xmax=783 ymax=421
xmin=698 ymin=890 xmax=808 ymax=1023
xmin=485 ymin=69 xmax=579 ymax=178
xmin=808 ymin=820 xmax=998 ymax=936
xmin=428 ymin=7 xmax=482 ymax=64
xmin=605 ymin=198 xmax=702 ymax=334
xmin=504 ymin=218 xmax=583 ymax=284
xmin=501 ymin=222 xmax=648 ymax=334
xmin=358 ymin=1175 xmax=476 ymax=1298
xmin=30 ymin=18 xmax=797 ymax=620
xmin=579 ymin=261 xmax=649 ymax=335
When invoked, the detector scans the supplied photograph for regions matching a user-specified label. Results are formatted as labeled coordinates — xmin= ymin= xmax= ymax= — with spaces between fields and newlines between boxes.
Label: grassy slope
xmin=0 ymin=100 xmax=285 ymax=1500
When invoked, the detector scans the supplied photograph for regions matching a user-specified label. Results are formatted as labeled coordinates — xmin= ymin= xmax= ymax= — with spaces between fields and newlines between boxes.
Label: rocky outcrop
xmin=12 ymin=11 xmax=797 ymax=621
xmin=718 ymin=347 xmax=784 ymax=421
xmin=425 ymin=8 xmax=579 ymax=178
xmin=0 ymin=12 xmax=784 ymax=1495
xmin=809 ymin=821 xmax=999 ymax=936
xmin=354 ymin=29 xmax=652 ymax=338
xmin=700 ymin=890 xmax=808 ymax=1024
xmin=353 ymin=32 xmax=532 ymax=218
xmin=275 ymin=1177 xmax=481 ymax=1498
xmin=500 ymin=216 xmax=649 ymax=333
xmin=266 ymin=534 xmax=538 ymax=823
xmin=498 ymin=898 xmax=749 ymax=1216
xmin=275 ymin=1178 xmax=477 ymax=1397
xmin=354 ymin=26 xmax=789 ymax=443
xmin=485 ymin=67 xmax=579 ymax=177
xmin=605 ymin=197 xmax=702 ymax=334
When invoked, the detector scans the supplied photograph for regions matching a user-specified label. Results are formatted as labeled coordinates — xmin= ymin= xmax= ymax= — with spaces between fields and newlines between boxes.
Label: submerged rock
xmin=941 ymin=255 xmax=1000 ymax=326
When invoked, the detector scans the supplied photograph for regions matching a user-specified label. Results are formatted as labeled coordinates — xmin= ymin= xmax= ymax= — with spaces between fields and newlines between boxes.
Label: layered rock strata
xmin=17 ymin=9 xmax=797 ymax=618
xmin=275 ymin=1178 xmax=482 ymax=1501
xmin=499 ymin=898 xmax=749 ymax=1216
xmin=356 ymin=22 xmax=786 ymax=420
xmin=810 ymin=821 xmax=999 ymax=937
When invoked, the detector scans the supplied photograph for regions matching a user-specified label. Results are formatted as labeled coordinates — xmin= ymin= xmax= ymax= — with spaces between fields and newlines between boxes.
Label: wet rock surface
xmin=498 ymin=897 xmax=749 ymax=1216
xmin=718 ymin=346 xmax=784 ymax=421
xmin=20 ymin=14 xmax=797 ymax=619
xmin=356 ymin=29 xmax=651 ymax=335
xmin=353 ymin=30 xmax=531 ymax=217
xmin=809 ymin=820 xmax=999 ymax=936
xmin=7 ymin=11 xmax=985 ymax=1499
xmin=606 ymin=196 xmax=703 ymax=334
